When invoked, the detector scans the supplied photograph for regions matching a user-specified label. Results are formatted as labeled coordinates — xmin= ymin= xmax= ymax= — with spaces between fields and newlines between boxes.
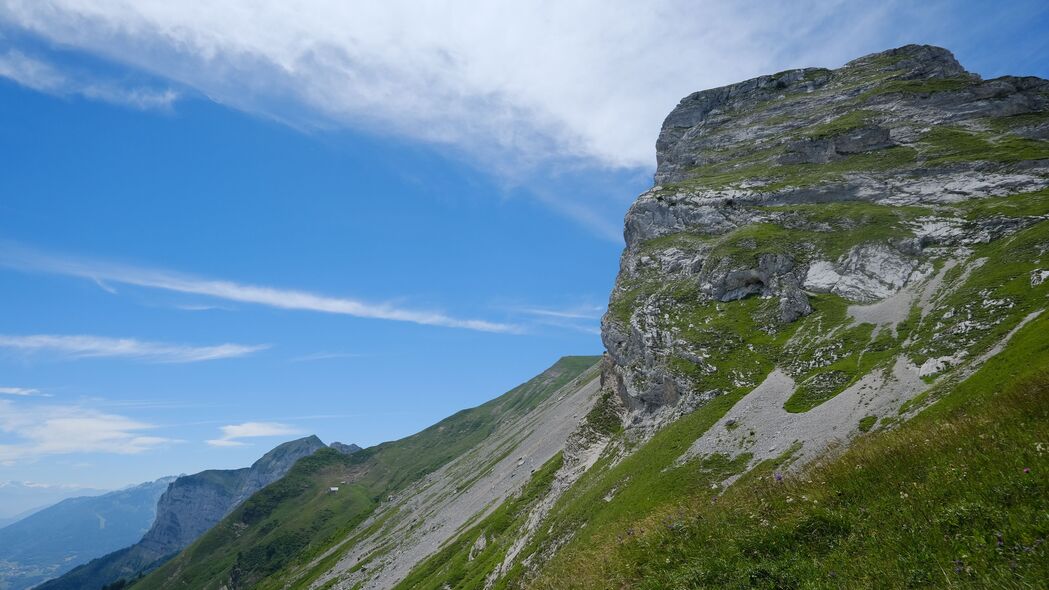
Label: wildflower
xmin=900 ymin=491 xmax=909 ymax=499
xmin=1023 ymin=467 xmax=1031 ymax=474
xmin=774 ymin=472 xmax=783 ymax=482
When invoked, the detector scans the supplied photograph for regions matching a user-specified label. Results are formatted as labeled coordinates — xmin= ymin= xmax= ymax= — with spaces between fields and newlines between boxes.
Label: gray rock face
xmin=142 ymin=435 xmax=325 ymax=554
xmin=602 ymin=44 xmax=1049 ymax=413
xmin=330 ymin=441 xmax=363 ymax=454
xmin=38 ymin=436 xmax=325 ymax=590
xmin=779 ymin=126 xmax=893 ymax=165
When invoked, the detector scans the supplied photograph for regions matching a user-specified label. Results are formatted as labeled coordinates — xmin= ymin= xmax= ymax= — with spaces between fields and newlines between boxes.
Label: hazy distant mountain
xmin=0 ymin=477 xmax=174 ymax=590
xmin=0 ymin=481 xmax=107 ymax=525
xmin=38 ymin=436 xmax=326 ymax=590
xmin=0 ymin=507 xmax=44 ymax=530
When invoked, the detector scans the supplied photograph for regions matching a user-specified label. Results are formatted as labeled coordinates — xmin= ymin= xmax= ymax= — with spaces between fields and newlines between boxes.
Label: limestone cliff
xmin=602 ymin=44 xmax=1049 ymax=413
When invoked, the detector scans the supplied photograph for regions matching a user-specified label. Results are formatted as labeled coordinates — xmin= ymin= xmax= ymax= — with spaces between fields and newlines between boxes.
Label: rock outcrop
xmin=330 ymin=441 xmax=363 ymax=454
xmin=602 ymin=44 xmax=1049 ymax=413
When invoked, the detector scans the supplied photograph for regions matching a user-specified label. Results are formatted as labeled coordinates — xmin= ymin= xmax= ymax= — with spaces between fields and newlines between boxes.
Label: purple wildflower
xmin=774 ymin=472 xmax=783 ymax=482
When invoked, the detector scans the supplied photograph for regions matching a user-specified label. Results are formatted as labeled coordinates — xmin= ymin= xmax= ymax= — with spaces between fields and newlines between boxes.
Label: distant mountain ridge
xmin=0 ymin=477 xmax=175 ymax=590
xmin=0 ymin=482 xmax=107 ymax=525
xmin=38 ymin=436 xmax=326 ymax=590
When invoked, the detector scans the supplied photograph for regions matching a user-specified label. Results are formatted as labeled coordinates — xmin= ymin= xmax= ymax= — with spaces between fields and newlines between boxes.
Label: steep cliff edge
xmin=603 ymin=44 xmax=1049 ymax=414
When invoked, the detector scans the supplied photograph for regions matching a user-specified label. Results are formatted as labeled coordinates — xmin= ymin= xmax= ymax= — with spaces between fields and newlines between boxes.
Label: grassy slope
xmin=518 ymin=213 xmax=1049 ymax=587
xmin=535 ymin=311 xmax=1049 ymax=589
xmin=130 ymin=356 xmax=600 ymax=590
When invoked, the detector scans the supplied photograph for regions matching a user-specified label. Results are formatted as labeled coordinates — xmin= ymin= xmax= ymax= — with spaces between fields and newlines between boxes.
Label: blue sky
xmin=0 ymin=1 xmax=1047 ymax=500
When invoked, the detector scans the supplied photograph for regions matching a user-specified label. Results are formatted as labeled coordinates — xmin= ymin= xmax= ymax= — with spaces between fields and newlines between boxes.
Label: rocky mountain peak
xmin=329 ymin=441 xmax=363 ymax=454
xmin=844 ymin=44 xmax=969 ymax=80
xmin=606 ymin=44 xmax=1049 ymax=412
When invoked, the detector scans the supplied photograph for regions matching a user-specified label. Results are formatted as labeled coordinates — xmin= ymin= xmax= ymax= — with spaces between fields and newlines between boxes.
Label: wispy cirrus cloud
xmin=0 ymin=243 xmax=519 ymax=333
xmin=206 ymin=421 xmax=301 ymax=447
xmin=0 ymin=49 xmax=179 ymax=110
xmin=0 ymin=400 xmax=176 ymax=464
xmin=0 ymin=334 xmax=267 ymax=363
xmin=509 ymin=303 xmax=605 ymax=335
xmin=0 ymin=386 xmax=50 ymax=397
xmin=514 ymin=304 xmax=605 ymax=320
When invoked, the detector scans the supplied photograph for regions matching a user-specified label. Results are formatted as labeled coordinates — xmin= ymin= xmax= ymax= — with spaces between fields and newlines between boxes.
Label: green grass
xmin=130 ymin=357 xmax=601 ymax=590
xmin=581 ymin=391 xmax=624 ymax=439
xmin=674 ymin=145 xmax=918 ymax=192
xmin=905 ymin=220 xmax=1049 ymax=369
xmin=952 ymin=188 xmax=1049 ymax=219
xmin=531 ymin=311 xmax=1049 ymax=589
xmin=800 ymin=110 xmax=879 ymax=140
xmin=857 ymin=415 xmax=878 ymax=432
xmin=860 ymin=76 xmax=974 ymax=98
xmin=986 ymin=111 xmax=1049 ymax=130
xmin=920 ymin=127 xmax=1049 ymax=165
xmin=784 ymin=324 xmax=899 ymax=413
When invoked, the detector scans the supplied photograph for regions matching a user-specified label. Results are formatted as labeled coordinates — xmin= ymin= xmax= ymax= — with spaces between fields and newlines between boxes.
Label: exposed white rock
xmin=805 ymin=244 xmax=926 ymax=303
xmin=918 ymin=354 xmax=966 ymax=378
xmin=803 ymin=260 xmax=842 ymax=292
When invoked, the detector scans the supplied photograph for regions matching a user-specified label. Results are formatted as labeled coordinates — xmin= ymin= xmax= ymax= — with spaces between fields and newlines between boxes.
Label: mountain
xmin=38 ymin=436 xmax=326 ymax=590
xmin=0 ymin=508 xmax=44 ymax=531
xmin=123 ymin=44 xmax=1048 ymax=589
xmin=0 ymin=482 xmax=107 ymax=526
xmin=0 ymin=477 xmax=174 ymax=590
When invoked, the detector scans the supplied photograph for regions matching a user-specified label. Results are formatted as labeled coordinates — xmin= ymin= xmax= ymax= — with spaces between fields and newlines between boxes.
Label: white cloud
xmin=514 ymin=305 xmax=605 ymax=321
xmin=0 ymin=244 xmax=519 ymax=333
xmin=0 ymin=334 xmax=267 ymax=363
xmin=0 ymin=1 xmax=950 ymax=170
xmin=206 ymin=421 xmax=300 ymax=447
xmin=0 ymin=399 xmax=175 ymax=463
xmin=0 ymin=48 xmax=178 ymax=110
xmin=0 ymin=386 xmax=47 ymax=396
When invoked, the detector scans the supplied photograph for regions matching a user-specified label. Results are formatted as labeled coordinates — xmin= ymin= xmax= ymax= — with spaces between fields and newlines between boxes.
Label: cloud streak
xmin=0 ymin=244 xmax=518 ymax=333
xmin=0 ymin=49 xmax=178 ymax=110
xmin=0 ymin=400 xmax=175 ymax=463
xmin=0 ymin=334 xmax=266 ymax=363
xmin=0 ymin=386 xmax=48 ymax=397
xmin=206 ymin=421 xmax=301 ymax=447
